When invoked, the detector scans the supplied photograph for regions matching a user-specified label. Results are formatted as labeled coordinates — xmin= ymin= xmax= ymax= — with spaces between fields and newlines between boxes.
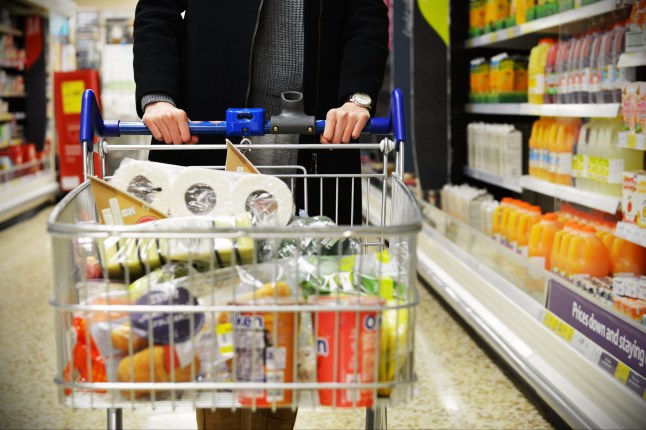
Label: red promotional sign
xmin=53 ymin=70 xmax=102 ymax=191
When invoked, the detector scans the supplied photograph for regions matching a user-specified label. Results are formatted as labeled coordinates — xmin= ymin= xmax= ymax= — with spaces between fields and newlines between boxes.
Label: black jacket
xmin=133 ymin=0 xmax=389 ymax=224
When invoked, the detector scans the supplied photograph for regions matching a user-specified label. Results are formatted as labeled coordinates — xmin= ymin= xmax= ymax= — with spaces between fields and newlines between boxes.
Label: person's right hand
xmin=142 ymin=101 xmax=199 ymax=144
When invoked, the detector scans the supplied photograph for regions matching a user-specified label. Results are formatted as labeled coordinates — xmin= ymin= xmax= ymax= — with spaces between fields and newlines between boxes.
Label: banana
xmin=378 ymin=300 xmax=409 ymax=396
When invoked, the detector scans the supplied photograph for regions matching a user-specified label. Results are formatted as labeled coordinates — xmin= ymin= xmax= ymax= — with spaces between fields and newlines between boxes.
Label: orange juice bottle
xmin=596 ymin=221 xmax=616 ymax=251
xmin=610 ymin=237 xmax=646 ymax=276
xmin=567 ymin=226 xmax=610 ymax=277
xmin=528 ymin=38 xmax=555 ymax=104
xmin=545 ymin=118 xmax=560 ymax=182
xmin=516 ymin=205 xmax=542 ymax=256
xmin=552 ymin=222 xmax=579 ymax=276
xmin=528 ymin=118 xmax=543 ymax=177
xmin=492 ymin=197 xmax=514 ymax=241
xmin=528 ymin=213 xmax=561 ymax=270
xmin=534 ymin=118 xmax=546 ymax=178
xmin=537 ymin=118 xmax=554 ymax=179
xmin=500 ymin=199 xmax=518 ymax=245
xmin=505 ymin=200 xmax=524 ymax=248
xmin=554 ymin=118 xmax=581 ymax=186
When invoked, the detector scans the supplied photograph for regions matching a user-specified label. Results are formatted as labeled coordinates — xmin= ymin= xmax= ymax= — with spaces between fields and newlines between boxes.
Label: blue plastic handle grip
xmin=79 ymin=88 xmax=406 ymax=148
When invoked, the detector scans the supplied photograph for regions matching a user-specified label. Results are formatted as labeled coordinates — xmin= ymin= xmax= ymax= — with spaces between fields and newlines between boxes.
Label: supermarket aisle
xmin=0 ymin=206 xmax=556 ymax=430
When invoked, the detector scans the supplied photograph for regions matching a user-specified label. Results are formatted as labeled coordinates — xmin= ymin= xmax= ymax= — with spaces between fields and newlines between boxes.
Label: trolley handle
xmin=80 ymin=88 xmax=406 ymax=151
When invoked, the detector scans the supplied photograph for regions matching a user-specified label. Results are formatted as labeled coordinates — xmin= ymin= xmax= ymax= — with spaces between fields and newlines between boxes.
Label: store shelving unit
xmin=416 ymin=202 xmax=645 ymax=429
xmin=618 ymin=131 xmax=646 ymax=150
xmin=466 ymin=102 xmax=620 ymax=118
xmin=463 ymin=166 xmax=522 ymax=192
xmin=431 ymin=1 xmax=646 ymax=428
xmin=518 ymin=175 xmax=621 ymax=214
xmin=465 ymin=0 xmax=618 ymax=48
xmin=0 ymin=0 xmax=75 ymax=224
xmin=615 ymin=221 xmax=646 ymax=247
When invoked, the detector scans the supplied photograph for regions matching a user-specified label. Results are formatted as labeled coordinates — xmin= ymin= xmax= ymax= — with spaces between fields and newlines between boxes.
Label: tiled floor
xmin=0 ymin=205 xmax=556 ymax=429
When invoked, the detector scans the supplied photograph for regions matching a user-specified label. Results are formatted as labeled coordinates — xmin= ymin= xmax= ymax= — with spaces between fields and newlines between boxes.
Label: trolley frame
xmin=48 ymin=89 xmax=421 ymax=430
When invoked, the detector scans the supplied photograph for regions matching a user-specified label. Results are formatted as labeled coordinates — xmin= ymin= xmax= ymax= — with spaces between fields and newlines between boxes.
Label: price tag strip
xmin=537 ymin=308 xmax=646 ymax=399
xmin=544 ymin=280 xmax=646 ymax=399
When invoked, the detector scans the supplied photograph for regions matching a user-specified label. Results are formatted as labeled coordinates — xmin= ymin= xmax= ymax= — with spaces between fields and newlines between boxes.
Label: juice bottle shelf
xmin=615 ymin=221 xmax=646 ymax=248
xmin=466 ymin=102 xmax=620 ymax=118
xmin=519 ymin=175 xmax=621 ymax=214
xmin=618 ymin=131 xmax=646 ymax=150
xmin=466 ymin=0 xmax=618 ymax=49
xmin=463 ymin=166 xmax=522 ymax=193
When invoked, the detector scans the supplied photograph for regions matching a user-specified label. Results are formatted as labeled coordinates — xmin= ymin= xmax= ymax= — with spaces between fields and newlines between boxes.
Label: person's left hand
xmin=320 ymin=102 xmax=370 ymax=144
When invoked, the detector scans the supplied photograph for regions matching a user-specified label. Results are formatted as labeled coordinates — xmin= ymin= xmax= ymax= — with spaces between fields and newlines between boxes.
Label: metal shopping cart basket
xmin=48 ymin=89 xmax=421 ymax=430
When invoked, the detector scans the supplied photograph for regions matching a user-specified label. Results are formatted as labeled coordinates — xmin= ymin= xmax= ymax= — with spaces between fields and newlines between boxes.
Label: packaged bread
xmin=117 ymin=345 xmax=200 ymax=399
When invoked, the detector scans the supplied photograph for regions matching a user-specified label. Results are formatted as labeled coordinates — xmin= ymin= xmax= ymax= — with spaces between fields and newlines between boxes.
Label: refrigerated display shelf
xmin=463 ymin=166 xmax=522 ymax=193
xmin=0 ymin=23 xmax=23 ymax=37
xmin=615 ymin=221 xmax=646 ymax=248
xmin=617 ymin=51 xmax=646 ymax=68
xmin=519 ymin=175 xmax=621 ymax=214
xmin=466 ymin=102 xmax=620 ymax=118
xmin=0 ymin=112 xmax=25 ymax=122
xmin=465 ymin=0 xmax=617 ymax=48
xmin=618 ymin=131 xmax=646 ymax=150
xmin=416 ymin=202 xmax=645 ymax=429
xmin=0 ymin=170 xmax=58 ymax=224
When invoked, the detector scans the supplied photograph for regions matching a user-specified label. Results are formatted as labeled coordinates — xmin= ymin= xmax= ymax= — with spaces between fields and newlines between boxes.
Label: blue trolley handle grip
xmin=80 ymin=88 xmax=406 ymax=151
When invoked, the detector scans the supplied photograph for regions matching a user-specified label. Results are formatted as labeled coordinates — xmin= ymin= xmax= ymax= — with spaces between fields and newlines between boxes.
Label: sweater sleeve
xmin=133 ymin=0 xmax=186 ymax=118
xmin=337 ymin=0 xmax=389 ymax=111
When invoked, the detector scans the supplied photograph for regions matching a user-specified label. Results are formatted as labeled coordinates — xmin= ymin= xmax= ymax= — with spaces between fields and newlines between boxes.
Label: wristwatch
xmin=348 ymin=92 xmax=372 ymax=110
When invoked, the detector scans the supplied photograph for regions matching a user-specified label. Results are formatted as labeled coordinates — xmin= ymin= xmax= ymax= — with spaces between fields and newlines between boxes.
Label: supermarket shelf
xmin=466 ymin=103 xmax=620 ymax=118
xmin=465 ymin=0 xmax=617 ymax=48
xmin=617 ymin=51 xmax=646 ymax=68
xmin=0 ymin=171 xmax=59 ymax=224
xmin=0 ymin=24 xmax=23 ymax=37
xmin=615 ymin=222 xmax=646 ymax=248
xmin=618 ymin=131 xmax=646 ymax=150
xmin=416 ymin=203 xmax=646 ymax=429
xmin=0 ymin=112 xmax=25 ymax=122
xmin=463 ymin=166 xmax=522 ymax=193
xmin=0 ymin=60 xmax=24 ymax=70
xmin=519 ymin=175 xmax=620 ymax=214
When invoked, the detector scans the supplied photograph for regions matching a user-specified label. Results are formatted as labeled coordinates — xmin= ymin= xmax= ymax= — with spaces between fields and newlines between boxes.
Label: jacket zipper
xmin=245 ymin=0 xmax=265 ymax=106
xmin=310 ymin=0 xmax=322 ymax=174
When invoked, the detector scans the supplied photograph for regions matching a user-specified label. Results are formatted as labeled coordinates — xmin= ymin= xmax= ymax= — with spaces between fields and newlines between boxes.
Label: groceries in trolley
xmin=61 ymin=155 xmax=415 ymax=406
xmin=63 ymin=248 xmax=413 ymax=406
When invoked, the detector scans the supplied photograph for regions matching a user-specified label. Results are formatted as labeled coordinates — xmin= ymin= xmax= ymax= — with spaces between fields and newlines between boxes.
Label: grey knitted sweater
xmin=141 ymin=0 xmax=304 ymax=174
xmin=245 ymin=0 xmax=303 ymax=173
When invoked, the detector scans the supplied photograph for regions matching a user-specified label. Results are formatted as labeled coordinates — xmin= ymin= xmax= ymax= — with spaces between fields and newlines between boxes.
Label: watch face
xmin=352 ymin=93 xmax=371 ymax=107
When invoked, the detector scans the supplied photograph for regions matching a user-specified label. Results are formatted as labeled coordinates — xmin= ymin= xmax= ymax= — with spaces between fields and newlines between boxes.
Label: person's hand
xmin=320 ymin=102 xmax=370 ymax=144
xmin=143 ymin=101 xmax=199 ymax=145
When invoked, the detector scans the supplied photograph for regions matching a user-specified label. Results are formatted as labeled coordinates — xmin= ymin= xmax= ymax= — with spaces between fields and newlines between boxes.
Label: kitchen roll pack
xmin=110 ymin=159 xmax=295 ymax=225
xmin=170 ymin=167 xmax=234 ymax=217
xmin=110 ymin=158 xmax=181 ymax=216
xmin=229 ymin=173 xmax=295 ymax=226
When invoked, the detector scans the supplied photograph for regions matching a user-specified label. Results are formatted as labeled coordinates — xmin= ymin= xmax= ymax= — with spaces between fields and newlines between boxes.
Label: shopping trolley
xmin=48 ymin=89 xmax=421 ymax=430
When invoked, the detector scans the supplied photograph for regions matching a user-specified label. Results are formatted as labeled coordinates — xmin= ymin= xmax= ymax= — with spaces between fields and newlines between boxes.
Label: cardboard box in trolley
xmin=89 ymin=176 xmax=167 ymax=225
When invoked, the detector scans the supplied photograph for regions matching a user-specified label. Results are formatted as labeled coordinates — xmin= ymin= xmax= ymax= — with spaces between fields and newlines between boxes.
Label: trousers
xmin=196 ymin=408 xmax=298 ymax=430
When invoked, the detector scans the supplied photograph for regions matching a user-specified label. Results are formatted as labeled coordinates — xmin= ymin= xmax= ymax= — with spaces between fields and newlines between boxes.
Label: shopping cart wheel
xmin=107 ymin=408 xmax=123 ymax=430
xmin=365 ymin=406 xmax=387 ymax=430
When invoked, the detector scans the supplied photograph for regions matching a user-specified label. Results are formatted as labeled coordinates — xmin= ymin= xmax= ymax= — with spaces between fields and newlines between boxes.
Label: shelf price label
xmin=615 ymin=362 xmax=631 ymax=384
xmin=543 ymin=311 xmax=559 ymax=331
xmin=556 ymin=320 xmax=575 ymax=342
